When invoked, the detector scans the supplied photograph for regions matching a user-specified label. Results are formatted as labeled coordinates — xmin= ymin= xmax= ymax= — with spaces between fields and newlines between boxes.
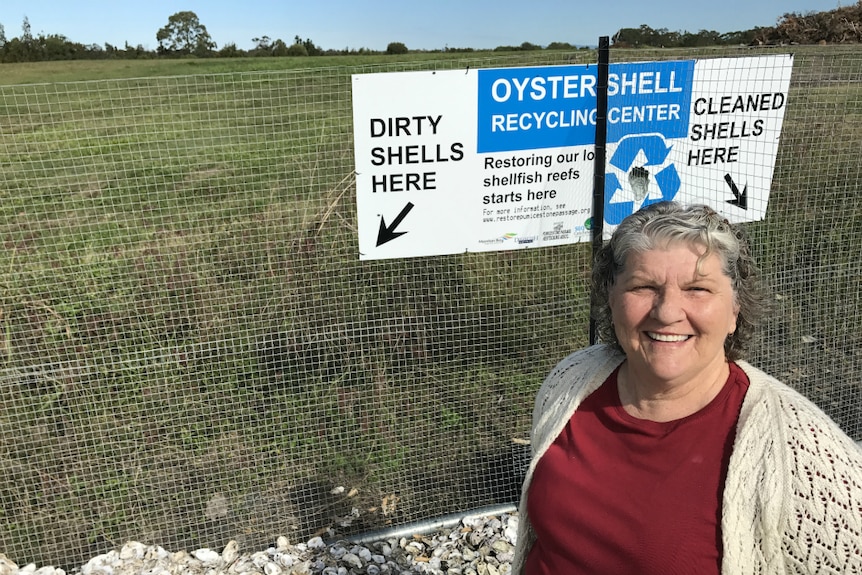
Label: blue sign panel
xmin=477 ymin=60 xmax=695 ymax=153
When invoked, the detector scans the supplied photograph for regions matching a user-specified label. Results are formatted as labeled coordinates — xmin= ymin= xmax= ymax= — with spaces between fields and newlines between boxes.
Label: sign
xmin=352 ymin=54 xmax=793 ymax=260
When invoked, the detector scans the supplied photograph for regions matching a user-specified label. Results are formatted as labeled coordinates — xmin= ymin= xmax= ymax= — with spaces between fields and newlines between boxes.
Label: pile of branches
xmin=757 ymin=1 xmax=862 ymax=45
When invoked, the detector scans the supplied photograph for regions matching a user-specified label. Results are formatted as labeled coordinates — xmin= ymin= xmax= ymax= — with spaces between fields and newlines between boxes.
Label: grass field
xmin=0 ymin=47 xmax=860 ymax=569
xmin=0 ymin=54 xmax=452 ymax=84
xmin=0 ymin=50 xmax=598 ymax=85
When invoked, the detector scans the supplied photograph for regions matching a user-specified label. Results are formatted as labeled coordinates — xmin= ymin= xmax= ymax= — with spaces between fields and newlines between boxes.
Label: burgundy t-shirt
xmin=525 ymin=363 xmax=749 ymax=575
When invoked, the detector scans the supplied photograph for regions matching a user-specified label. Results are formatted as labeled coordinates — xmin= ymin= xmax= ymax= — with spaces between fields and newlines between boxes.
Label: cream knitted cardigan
xmin=511 ymin=345 xmax=862 ymax=575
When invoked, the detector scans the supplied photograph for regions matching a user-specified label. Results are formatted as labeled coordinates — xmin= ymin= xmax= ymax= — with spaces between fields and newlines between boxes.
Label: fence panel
xmin=0 ymin=47 xmax=859 ymax=569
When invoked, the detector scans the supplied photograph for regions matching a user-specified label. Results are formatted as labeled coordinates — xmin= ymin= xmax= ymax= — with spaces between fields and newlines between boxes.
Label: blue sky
xmin=0 ymin=0 xmax=845 ymax=52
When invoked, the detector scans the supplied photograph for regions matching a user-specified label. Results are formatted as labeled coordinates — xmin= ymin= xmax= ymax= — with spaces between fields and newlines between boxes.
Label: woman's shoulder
xmin=548 ymin=344 xmax=624 ymax=376
xmin=543 ymin=344 xmax=623 ymax=387
xmin=736 ymin=361 xmax=853 ymax=426
xmin=534 ymin=345 xmax=624 ymax=410
xmin=734 ymin=360 xmax=862 ymax=467
xmin=529 ymin=345 xmax=625 ymax=455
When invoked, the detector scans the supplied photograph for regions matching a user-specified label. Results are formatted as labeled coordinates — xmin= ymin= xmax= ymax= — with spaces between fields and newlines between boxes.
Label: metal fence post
xmin=590 ymin=36 xmax=610 ymax=345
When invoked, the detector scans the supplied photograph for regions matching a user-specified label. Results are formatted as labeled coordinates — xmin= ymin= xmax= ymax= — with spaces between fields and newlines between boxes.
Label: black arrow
xmin=376 ymin=202 xmax=414 ymax=247
xmin=724 ymin=174 xmax=748 ymax=210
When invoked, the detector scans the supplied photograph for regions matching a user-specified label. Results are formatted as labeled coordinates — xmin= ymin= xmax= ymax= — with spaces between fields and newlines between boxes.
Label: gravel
xmin=0 ymin=511 xmax=519 ymax=575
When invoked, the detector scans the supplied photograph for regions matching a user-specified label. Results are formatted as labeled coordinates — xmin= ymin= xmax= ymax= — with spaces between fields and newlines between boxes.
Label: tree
xmin=720 ymin=29 xmax=758 ymax=45
xmin=218 ymin=42 xmax=241 ymax=57
xmin=21 ymin=16 xmax=31 ymax=42
xmin=271 ymin=39 xmax=289 ymax=57
xmin=41 ymin=34 xmax=76 ymax=60
xmin=14 ymin=16 xmax=35 ymax=61
xmin=386 ymin=41 xmax=408 ymax=55
xmin=286 ymin=42 xmax=308 ymax=56
xmin=294 ymin=35 xmax=320 ymax=56
xmin=0 ymin=23 xmax=6 ymax=48
xmin=252 ymin=35 xmax=272 ymax=54
xmin=156 ymin=11 xmax=215 ymax=56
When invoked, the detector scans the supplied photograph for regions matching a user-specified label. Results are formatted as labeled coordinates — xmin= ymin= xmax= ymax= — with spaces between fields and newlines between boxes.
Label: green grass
xmin=0 ymin=50 xmax=595 ymax=86
xmin=0 ymin=46 xmax=860 ymax=569
xmin=0 ymin=52 xmax=592 ymax=567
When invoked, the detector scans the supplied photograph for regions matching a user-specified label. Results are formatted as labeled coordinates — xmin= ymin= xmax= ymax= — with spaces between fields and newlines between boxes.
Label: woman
xmin=512 ymin=201 xmax=862 ymax=574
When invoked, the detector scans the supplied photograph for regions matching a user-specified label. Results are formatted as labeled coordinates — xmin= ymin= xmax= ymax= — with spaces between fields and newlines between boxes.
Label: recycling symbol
xmin=604 ymin=133 xmax=681 ymax=225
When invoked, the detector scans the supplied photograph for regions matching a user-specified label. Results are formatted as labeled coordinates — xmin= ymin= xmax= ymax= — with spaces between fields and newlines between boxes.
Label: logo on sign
xmin=604 ymin=133 xmax=681 ymax=225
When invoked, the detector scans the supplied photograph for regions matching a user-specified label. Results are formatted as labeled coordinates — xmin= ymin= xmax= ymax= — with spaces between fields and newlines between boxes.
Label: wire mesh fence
xmin=0 ymin=46 xmax=859 ymax=569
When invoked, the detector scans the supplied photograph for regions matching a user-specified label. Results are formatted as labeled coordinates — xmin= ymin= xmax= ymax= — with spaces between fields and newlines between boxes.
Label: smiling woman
xmin=511 ymin=201 xmax=862 ymax=575
xmin=609 ymin=244 xmax=740 ymax=421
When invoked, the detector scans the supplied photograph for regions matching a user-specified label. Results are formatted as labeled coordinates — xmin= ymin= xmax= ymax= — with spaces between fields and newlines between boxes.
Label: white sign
xmin=352 ymin=54 xmax=793 ymax=260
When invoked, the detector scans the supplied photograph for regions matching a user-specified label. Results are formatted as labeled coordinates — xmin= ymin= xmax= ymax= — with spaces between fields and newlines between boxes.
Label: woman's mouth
xmin=646 ymin=332 xmax=690 ymax=342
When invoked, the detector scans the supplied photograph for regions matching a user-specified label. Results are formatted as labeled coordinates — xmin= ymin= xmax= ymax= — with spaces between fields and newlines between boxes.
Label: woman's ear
xmin=728 ymin=302 xmax=740 ymax=335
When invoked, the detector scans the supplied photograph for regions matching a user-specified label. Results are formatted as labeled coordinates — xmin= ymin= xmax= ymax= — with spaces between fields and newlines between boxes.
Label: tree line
xmin=1 ymin=4 xmax=860 ymax=64
xmin=0 ymin=10 xmax=586 ymax=63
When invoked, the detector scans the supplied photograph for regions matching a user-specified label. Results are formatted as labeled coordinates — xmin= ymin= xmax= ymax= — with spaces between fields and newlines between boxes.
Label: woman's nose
xmin=650 ymin=289 xmax=685 ymax=323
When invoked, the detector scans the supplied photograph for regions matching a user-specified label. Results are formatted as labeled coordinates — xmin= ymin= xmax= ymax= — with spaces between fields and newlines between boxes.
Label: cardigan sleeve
xmin=727 ymin=362 xmax=862 ymax=574
xmin=774 ymin=386 xmax=862 ymax=573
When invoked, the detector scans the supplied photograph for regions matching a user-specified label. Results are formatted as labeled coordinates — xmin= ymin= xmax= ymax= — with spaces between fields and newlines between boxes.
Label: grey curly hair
xmin=591 ymin=201 xmax=767 ymax=361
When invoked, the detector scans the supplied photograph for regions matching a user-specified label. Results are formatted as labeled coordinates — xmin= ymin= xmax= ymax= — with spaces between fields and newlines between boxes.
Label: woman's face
xmin=608 ymin=243 xmax=739 ymax=388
